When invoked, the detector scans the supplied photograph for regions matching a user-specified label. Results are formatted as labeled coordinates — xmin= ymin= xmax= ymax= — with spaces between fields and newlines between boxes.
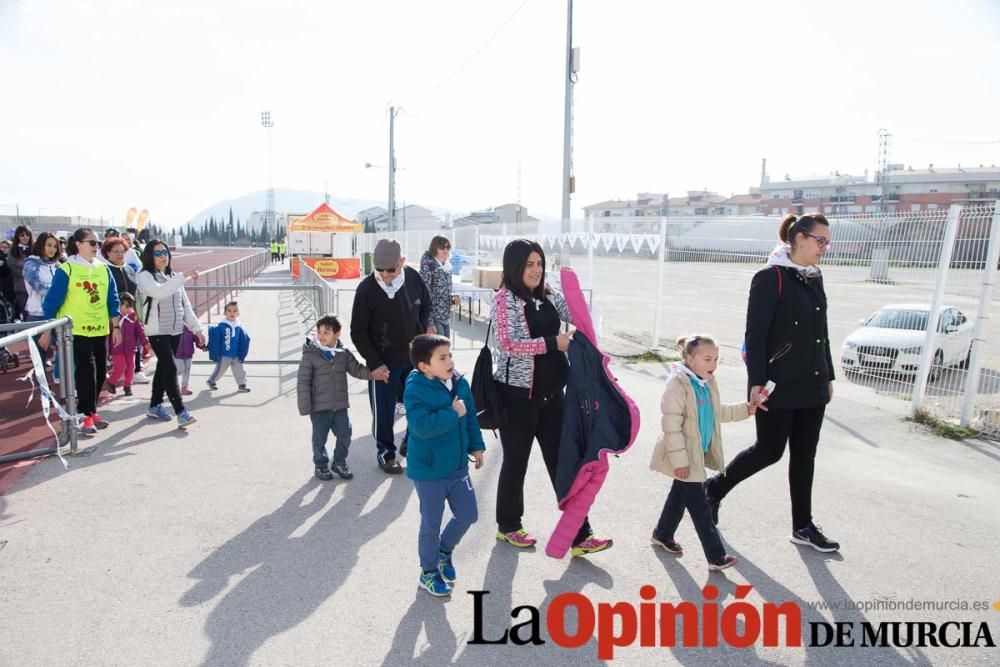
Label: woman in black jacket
xmin=10 ymin=225 xmax=34 ymax=320
xmin=704 ymin=213 xmax=839 ymax=552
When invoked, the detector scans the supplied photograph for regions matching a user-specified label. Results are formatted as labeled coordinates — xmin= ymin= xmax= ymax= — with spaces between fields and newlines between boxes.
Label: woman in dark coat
xmin=0 ymin=239 xmax=15 ymax=310
xmin=704 ymin=213 xmax=839 ymax=553
xmin=10 ymin=225 xmax=34 ymax=320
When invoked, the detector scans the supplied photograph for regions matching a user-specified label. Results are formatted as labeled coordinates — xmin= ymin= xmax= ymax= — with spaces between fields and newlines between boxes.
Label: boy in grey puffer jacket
xmin=298 ymin=314 xmax=387 ymax=481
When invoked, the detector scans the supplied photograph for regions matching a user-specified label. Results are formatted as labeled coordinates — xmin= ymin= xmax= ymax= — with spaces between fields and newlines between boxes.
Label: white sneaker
xmin=133 ymin=371 xmax=152 ymax=384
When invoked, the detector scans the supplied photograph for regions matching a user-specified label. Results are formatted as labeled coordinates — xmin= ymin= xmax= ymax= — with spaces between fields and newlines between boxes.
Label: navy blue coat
xmin=554 ymin=331 xmax=633 ymax=501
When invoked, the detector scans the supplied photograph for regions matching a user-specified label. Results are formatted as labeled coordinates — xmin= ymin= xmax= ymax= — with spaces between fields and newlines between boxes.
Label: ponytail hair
xmin=66 ymin=228 xmax=96 ymax=257
xmin=676 ymin=334 xmax=718 ymax=359
xmin=779 ymin=212 xmax=829 ymax=247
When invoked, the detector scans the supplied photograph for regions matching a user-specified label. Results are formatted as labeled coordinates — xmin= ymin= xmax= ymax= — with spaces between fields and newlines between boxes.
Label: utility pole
xmin=560 ymin=0 xmax=578 ymax=268
xmin=261 ymin=111 xmax=275 ymax=240
xmin=877 ymin=128 xmax=891 ymax=214
xmin=388 ymin=105 xmax=397 ymax=232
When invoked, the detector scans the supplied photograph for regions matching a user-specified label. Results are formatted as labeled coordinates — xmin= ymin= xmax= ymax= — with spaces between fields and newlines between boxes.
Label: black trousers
xmin=495 ymin=385 xmax=591 ymax=544
xmin=705 ymin=404 xmax=826 ymax=530
xmin=149 ymin=334 xmax=184 ymax=414
xmin=73 ymin=335 xmax=107 ymax=416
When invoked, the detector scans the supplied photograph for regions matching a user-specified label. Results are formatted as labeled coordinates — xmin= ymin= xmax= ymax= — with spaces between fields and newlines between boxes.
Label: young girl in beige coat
xmin=649 ymin=336 xmax=755 ymax=570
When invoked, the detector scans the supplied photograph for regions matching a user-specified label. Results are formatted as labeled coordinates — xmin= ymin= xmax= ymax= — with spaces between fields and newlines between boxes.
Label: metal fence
xmin=0 ymin=318 xmax=80 ymax=461
xmin=354 ymin=204 xmax=1000 ymax=435
xmin=188 ymin=251 xmax=269 ymax=323
xmin=296 ymin=261 xmax=339 ymax=320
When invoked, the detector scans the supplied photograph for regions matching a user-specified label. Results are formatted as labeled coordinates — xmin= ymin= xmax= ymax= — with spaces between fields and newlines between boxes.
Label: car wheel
xmin=928 ymin=349 xmax=944 ymax=383
xmin=957 ymin=345 xmax=972 ymax=369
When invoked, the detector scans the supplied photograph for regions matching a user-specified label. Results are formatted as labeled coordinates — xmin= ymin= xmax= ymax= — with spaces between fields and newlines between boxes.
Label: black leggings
xmin=495 ymin=385 xmax=591 ymax=544
xmin=149 ymin=334 xmax=184 ymax=413
xmin=706 ymin=404 xmax=826 ymax=530
xmin=73 ymin=335 xmax=107 ymax=416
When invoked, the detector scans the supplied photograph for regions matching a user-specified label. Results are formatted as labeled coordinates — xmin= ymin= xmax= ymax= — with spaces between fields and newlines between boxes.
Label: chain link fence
xmin=353 ymin=204 xmax=999 ymax=436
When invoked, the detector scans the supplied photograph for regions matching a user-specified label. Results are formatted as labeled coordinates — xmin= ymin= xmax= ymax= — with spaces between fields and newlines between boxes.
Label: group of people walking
xmin=5 ymin=223 xmax=252 ymax=434
xmin=10 ymin=212 xmax=838 ymax=599
xmin=294 ymin=213 xmax=837 ymax=596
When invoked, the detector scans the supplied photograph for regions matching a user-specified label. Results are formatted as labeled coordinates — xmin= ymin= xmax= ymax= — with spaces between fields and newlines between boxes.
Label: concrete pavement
xmin=1 ymin=264 xmax=999 ymax=666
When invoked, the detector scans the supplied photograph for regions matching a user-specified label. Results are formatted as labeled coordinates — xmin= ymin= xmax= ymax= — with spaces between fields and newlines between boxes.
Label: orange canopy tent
xmin=288 ymin=203 xmax=363 ymax=279
xmin=287 ymin=203 xmax=363 ymax=233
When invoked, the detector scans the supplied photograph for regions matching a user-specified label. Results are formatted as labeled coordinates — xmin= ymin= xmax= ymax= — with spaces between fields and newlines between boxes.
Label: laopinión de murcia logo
xmin=467 ymin=586 xmax=999 ymax=660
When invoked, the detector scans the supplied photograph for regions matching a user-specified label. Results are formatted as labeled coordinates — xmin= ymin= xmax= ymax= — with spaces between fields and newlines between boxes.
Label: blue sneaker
xmin=146 ymin=404 xmax=172 ymax=421
xmin=438 ymin=550 xmax=456 ymax=583
xmin=419 ymin=570 xmax=452 ymax=597
xmin=177 ymin=411 xmax=197 ymax=429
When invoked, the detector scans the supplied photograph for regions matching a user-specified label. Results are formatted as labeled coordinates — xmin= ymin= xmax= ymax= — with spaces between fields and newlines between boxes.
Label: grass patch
xmin=624 ymin=349 xmax=678 ymax=364
xmin=908 ymin=410 xmax=979 ymax=441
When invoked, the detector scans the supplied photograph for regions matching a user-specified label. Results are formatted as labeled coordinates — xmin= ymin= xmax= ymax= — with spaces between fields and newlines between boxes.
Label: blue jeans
xmin=433 ymin=318 xmax=451 ymax=338
xmin=412 ymin=468 xmax=478 ymax=572
xmin=654 ymin=478 xmax=725 ymax=563
xmin=310 ymin=409 xmax=352 ymax=468
xmin=368 ymin=363 xmax=411 ymax=465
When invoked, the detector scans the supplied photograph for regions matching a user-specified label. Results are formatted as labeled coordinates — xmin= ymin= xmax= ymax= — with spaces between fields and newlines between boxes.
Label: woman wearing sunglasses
xmin=704 ymin=213 xmax=840 ymax=553
xmin=39 ymin=228 xmax=122 ymax=435
xmin=136 ymin=240 xmax=205 ymax=428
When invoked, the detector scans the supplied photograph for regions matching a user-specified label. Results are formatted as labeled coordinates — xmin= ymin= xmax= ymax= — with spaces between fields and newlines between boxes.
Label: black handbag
xmin=471 ymin=320 xmax=508 ymax=431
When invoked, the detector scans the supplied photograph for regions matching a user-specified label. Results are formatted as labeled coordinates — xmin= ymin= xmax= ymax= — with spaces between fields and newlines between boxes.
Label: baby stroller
xmin=0 ymin=293 xmax=21 ymax=373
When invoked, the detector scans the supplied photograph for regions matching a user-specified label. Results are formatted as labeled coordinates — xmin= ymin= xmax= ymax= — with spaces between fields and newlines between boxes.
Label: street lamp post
xmin=388 ymin=106 xmax=397 ymax=232
xmin=261 ymin=111 xmax=275 ymax=241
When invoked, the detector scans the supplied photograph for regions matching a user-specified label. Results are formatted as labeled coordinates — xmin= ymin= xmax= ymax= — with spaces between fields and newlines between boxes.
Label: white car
xmin=841 ymin=304 xmax=974 ymax=382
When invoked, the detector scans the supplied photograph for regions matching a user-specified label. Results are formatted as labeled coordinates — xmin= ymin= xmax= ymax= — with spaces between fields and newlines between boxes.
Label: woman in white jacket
xmin=136 ymin=240 xmax=205 ymax=428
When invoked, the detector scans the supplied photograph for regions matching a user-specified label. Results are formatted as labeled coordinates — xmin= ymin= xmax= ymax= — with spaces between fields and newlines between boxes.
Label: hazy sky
xmin=2 ymin=0 xmax=999 ymax=228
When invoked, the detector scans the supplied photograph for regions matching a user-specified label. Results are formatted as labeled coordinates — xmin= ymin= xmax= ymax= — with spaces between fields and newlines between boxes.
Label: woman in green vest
xmin=39 ymin=228 xmax=121 ymax=436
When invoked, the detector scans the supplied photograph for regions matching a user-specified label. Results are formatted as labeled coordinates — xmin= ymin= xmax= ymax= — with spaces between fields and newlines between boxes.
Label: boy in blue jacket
xmin=404 ymin=334 xmax=485 ymax=597
xmin=207 ymin=301 xmax=251 ymax=392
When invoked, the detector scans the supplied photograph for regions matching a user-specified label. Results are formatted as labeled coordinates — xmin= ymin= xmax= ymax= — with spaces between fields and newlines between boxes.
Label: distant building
xmin=246 ymin=210 xmax=287 ymax=235
xmin=582 ymin=193 xmax=667 ymax=219
xmin=759 ymin=165 xmax=1000 ymax=216
xmin=356 ymin=206 xmax=388 ymax=232
xmin=453 ymin=203 xmax=539 ymax=227
xmin=583 ymin=164 xmax=1000 ymax=221
xmin=356 ymin=205 xmax=443 ymax=232
xmin=719 ymin=193 xmax=763 ymax=215
xmin=582 ymin=191 xmax=730 ymax=221
xmin=1 ymin=214 xmax=115 ymax=238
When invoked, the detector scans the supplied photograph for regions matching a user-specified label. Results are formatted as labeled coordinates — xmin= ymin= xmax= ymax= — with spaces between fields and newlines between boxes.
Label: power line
xmin=895 ymin=135 xmax=1000 ymax=145
xmin=403 ymin=0 xmax=531 ymax=109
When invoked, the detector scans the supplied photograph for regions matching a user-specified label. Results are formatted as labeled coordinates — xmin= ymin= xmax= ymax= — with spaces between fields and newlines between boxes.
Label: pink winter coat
xmin=107 ymin=313 xmax=149 ymax=356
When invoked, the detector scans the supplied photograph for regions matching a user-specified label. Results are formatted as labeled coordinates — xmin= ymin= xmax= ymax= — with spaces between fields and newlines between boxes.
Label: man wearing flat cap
xmin=351 ymin=239 xmax=433 ymax=474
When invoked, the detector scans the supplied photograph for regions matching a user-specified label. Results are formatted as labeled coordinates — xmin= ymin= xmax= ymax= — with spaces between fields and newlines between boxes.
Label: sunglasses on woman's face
xmin=81 ymin=239 xmax=100 ymax=247
xmin=154 ymin=249 xmax=170 ymax=257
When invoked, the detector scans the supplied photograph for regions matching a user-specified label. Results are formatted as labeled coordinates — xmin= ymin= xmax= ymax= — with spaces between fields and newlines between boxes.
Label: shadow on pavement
xmin=731 ymin=548 xmax=930 ymax=666
xmin=655 ymin=547 xmax=784 ymax=666
xmin=179 ymin=458 xmax=413 ymax=666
